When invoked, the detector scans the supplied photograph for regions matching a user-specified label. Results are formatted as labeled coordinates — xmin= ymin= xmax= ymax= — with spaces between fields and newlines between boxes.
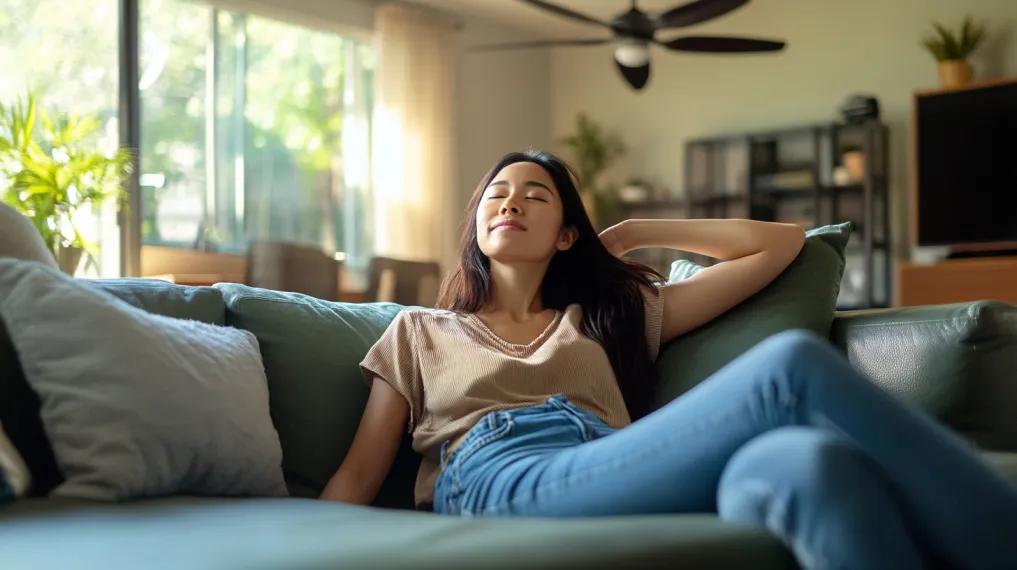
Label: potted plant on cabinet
xmin=0 ymin=94 xmax=132 ymax=275
xmin=560 ymin=112 xmax=626 ymax=230
xmin=921 ymin=15 xmax=986 ymax=89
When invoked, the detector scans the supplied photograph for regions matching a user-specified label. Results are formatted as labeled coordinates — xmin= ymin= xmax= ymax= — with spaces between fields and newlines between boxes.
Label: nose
xmin=499 ymin=199 xmax=521 ymax=215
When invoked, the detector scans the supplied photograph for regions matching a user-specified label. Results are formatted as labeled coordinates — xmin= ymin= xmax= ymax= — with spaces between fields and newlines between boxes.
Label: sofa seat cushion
xmin=0 ymin=496 xmax=794 ymax=569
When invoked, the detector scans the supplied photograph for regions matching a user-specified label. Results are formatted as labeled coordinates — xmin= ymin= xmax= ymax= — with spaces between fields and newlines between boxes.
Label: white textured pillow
xmin=0 ymin=259 xmax=288 ymax=501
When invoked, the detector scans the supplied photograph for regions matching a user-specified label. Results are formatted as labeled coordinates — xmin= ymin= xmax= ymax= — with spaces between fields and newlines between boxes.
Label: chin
xmin=484 ymin=247 xmax=552 ymax=264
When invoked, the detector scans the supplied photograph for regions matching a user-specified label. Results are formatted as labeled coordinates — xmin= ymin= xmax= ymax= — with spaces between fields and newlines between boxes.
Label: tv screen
xmin=916 ymin=80 xmax=1017 ymax=247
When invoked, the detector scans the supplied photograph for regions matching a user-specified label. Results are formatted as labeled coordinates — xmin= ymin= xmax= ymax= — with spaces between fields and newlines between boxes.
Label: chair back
xmin=365 ymin=256 xmax=441 ymax=306
xmin=246 ymin=241 xmax=341 ymax=301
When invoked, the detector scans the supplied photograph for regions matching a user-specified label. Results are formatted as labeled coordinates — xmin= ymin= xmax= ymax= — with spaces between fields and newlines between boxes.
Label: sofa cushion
xmin=0 ymin=261 xmax=285 ymax=500
xmin=215 ymin=284 xmax=419 ymax=506
xmin=0 ymin=496 xmax=795 ymax=569
xmin=831 ymin=300 xmax=1017 ymax=452
xmin=0 ymin=277 xmax=226 ymax=496
xmin=654 ymin=222 xmax=851 ymax=403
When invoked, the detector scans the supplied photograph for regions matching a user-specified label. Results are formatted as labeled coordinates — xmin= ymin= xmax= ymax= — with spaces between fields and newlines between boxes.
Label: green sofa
xmin=2 ymin=279 xmax=1016 ymax=569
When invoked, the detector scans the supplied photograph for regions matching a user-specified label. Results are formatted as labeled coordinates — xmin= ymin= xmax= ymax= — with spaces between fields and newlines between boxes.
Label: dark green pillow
xmin=653 ymin=222 xmax=853 ymax=406
xmin=214 ymin=284 xmax=421 ymax=509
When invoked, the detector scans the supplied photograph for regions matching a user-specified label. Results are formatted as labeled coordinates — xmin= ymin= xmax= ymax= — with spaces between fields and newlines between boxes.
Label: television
xmin=913 ymin=78 xmax=1017 ymax=252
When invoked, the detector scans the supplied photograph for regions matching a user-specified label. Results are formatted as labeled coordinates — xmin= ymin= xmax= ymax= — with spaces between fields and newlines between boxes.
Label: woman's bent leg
xmin=718 ymin=426 xmax=928 ymax=570
xmin=468 ymin=329 xmax=1017 ymax=569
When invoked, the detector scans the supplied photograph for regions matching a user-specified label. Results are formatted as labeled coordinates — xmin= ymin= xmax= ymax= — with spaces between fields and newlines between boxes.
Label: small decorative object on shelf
xmin=841 ymin=144 xmax=866 ymax=183
xmin=921 ymin=15 xmax=986 ymax=89
xmin=619 ymin=178 xmax=650 ymax=203
xmin=838 ymin=94 xmax=880 ymax=124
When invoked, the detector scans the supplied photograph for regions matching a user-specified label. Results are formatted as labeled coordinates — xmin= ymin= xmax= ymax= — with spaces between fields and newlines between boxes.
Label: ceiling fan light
xmin=614 ymin=41 xmax=649 ymax=68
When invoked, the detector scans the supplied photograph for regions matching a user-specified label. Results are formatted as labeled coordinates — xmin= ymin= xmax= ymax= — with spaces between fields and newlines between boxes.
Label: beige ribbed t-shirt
xmin=359 ymin=284 xmax=665 ymax=510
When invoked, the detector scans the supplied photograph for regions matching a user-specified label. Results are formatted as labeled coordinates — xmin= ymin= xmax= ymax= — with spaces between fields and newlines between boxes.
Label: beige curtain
xmin=371 ymin=3 xmax=458 ymax=275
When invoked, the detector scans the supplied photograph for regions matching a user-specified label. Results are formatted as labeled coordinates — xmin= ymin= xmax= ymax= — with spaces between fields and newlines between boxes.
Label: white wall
xmin=451 ymin=14 xmax=552 ymax=216
xmin=549 ymin=0 xmax=1017 ymax=259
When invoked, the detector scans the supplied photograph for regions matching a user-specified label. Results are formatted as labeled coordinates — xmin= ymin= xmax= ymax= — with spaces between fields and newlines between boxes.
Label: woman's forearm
xmin=622 ymin=218 xmax=805 ymax=261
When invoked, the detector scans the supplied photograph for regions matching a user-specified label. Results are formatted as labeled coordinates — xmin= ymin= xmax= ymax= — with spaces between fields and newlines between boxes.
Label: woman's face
xmin=475 ymin=161 xmax=576 ymax=262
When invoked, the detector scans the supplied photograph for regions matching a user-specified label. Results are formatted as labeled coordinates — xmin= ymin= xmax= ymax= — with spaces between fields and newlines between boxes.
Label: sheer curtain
xmin=371 ymin=3 xmax=458 ymax=275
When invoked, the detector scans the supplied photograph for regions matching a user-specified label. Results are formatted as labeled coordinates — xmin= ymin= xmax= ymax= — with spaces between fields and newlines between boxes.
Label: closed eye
xmin=486 ymin=195 xmax=548 ymax=202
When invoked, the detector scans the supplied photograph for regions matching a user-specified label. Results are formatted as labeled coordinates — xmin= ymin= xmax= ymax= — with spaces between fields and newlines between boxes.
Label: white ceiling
xmin=410 ymin=0 xmax=720 ymax=40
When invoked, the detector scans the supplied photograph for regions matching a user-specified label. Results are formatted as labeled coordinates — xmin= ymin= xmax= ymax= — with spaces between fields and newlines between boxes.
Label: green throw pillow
xmin=653 ymin=222 xmax=853 ymax=406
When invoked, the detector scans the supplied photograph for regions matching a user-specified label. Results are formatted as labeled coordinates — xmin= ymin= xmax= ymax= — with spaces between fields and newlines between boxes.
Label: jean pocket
xmin=449 ymin=411 xmax=514 ymax=490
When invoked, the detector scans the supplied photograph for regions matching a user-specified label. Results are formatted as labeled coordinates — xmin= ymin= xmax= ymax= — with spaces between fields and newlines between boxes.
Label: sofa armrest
xmin=830 ymin=300 xmax=1017 ymax=452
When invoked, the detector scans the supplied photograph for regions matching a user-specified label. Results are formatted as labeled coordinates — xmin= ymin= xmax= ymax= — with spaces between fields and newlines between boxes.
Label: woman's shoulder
xmin=395 ymin=306 xmax=465 ymax=326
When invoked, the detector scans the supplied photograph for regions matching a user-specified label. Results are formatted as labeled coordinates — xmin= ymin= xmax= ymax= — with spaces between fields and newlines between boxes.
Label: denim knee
xmin=760 ymin=329 xmax=828 ymax=358
xmin=753 ymin=329 xmax=845 ymax=385
xmin=716 ymin=426 xmax=874 ymax=525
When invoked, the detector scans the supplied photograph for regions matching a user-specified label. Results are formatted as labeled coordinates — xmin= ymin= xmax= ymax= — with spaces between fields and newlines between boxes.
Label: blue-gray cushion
xmin=0 ymin=260 xmax=287 ymax=500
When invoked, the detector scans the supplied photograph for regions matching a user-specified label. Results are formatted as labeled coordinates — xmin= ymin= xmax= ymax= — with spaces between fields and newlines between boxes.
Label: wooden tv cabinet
xmin=896 ymin=256 xmax=1017 ymax=306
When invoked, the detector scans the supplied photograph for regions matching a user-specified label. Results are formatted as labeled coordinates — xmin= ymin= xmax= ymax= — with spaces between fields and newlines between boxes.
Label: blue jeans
xmin=432 ymin=329 xmax=1017 ymax=570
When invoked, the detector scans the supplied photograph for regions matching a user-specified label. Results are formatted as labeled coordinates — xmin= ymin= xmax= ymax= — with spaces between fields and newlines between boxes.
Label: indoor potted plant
xmin=560 ymin=112 xmax=626 ymax=230
xmin=0 ymin=94 xmax=132 ymax=274
xmin=921 ymin=15 xmax=986 ymax=89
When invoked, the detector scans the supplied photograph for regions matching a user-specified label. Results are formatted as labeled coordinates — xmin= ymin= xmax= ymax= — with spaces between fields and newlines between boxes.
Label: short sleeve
xmin=359 ymin=311 xmax=422 ymax=434
xmin=639 ymin=283 xmax=665 ymax=361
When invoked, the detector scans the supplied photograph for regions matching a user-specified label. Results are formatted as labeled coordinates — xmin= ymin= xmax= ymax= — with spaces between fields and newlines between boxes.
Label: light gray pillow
xmin=0 ymin=259 xmax=288 ymax=501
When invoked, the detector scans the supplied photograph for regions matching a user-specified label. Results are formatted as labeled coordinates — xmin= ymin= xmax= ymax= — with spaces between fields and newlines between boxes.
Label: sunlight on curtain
xmin=371 ymin=3 xmax=458 ymax=275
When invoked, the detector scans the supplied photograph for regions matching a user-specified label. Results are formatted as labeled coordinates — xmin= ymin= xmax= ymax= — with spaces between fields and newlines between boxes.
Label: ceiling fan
xmin=473 ymin=0 xmax=786 ymax=90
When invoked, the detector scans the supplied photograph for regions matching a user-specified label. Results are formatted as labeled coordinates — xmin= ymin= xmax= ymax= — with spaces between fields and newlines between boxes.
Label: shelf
xmin=689 ymin=195 xmax=745 ymax=204
xmin=755 ymin=184 xmax=864 ymax=198
xmin=617 ymin=198 xmax=687 ymax=209
xmin=845 ymin=240 xmax=888 ymax=252
xmin=687 ymin=121 xmax=880 ymax=145
xmin=684 ymin=119 xmax=889 ymax=310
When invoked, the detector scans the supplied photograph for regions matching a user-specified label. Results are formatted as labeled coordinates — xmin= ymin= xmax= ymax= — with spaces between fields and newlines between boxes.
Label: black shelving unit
xmin=623 ymin=120 xmax=891 ymax=310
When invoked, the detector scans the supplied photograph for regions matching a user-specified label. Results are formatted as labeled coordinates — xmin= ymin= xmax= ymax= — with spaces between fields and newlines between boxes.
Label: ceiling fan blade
xmin=656 ymin=0 xmax=748 ymax=29
xmin=659 ymin=35 xmax=785 ymax=52
xmin=614 ymin=59 xmax=650 ymax=90
xmin=518 ymin=0 xmax=612 ymax=28
xmin=472 ymin=38 xmax=612 ymax=52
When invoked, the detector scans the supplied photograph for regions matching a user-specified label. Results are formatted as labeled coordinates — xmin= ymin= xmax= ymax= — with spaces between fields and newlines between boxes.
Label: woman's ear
xmin=557 ymin=226 xmax=578 ymax=251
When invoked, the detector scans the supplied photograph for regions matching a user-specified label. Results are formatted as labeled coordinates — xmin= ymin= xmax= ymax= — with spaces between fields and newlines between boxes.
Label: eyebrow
xmin=486 ymin=180 xmax=554 ymax=193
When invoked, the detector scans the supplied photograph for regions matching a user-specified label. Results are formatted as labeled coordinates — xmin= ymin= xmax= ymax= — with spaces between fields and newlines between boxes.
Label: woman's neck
xmin=484 ymin=259 xmax=550 ymax=321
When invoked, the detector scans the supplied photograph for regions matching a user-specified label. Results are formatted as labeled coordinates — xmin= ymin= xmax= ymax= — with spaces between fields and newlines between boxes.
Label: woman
xmin=321 ymin=149 xmax=1017 ymax=569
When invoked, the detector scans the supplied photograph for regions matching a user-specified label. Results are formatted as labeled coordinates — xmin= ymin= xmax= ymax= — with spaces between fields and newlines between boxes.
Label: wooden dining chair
xmin=245 ymin=241 xmax=341 ymax=301
xmin=365 ymin=256 xmax=442 ymax=306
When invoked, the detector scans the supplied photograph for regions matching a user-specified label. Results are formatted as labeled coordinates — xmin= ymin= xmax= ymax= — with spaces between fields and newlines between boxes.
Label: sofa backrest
xmin=3 ymin=280 xmax=1015 ymax=511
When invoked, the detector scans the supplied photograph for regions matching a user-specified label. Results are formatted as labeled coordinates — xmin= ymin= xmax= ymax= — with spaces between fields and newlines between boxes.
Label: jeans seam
xmin=475 ymin=398 xmax=764 ymax=516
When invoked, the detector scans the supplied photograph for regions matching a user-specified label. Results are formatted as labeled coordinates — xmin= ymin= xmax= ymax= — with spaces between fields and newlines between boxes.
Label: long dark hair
xmin=435 ymin=149 xmax=666 ymax=421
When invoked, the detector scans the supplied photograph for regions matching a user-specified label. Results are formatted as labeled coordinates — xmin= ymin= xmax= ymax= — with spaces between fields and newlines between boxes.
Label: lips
xmin=490 ymin=220 xmax=525 ymax=231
